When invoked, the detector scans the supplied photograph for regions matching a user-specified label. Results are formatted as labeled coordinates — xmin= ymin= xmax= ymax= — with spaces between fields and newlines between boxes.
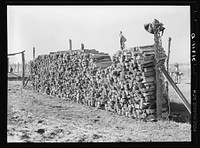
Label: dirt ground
xmin=7 ymin=80 xmax=191 ymax=142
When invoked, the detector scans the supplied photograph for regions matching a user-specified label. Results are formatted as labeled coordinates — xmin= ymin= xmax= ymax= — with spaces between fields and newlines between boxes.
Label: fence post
xmin=14 ymin=63 xmax=16 ymax=72
xmin=69 ymin=39 xmax=72 ymax=51
xmin=18 ymin=62 xmax=19 ymax=72
xmin=166 ymin=37 xmax=172 ymax=108
xmin=81 ymin=43 xmax=84 ymax=50
xmin=22 ymin=52 xmax=25 ymax=85
xmin=166 ymin=37 xmax=172 ymax=72
xmin=33 ymin=47 xmax=35 ymax=59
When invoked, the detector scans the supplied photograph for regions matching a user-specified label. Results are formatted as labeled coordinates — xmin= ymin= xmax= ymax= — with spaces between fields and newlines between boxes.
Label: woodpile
xmin=29 ymin=46 xmax=168 ymax=121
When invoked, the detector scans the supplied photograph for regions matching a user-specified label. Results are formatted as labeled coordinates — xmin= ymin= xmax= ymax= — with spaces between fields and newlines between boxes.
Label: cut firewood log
xmin=143 ymin=91 xmax=156 ymax=97
xmin=143 ymin=55 xmax=155 ymax=61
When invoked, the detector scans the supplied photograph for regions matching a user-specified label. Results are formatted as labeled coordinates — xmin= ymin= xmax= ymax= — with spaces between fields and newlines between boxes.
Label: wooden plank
xmin=141 ymin=59 xmax=155 ymax=65
xmin=142 ymin=71 xmax=155 ymax=77
xmin=139 ymin=48 xmax=155 ymax=53
xmin=137 ymin=44 xmax=154 ymax=49
xmin=144 ymin=67 xmax=155 ymax=72
xmin=144 ymin=52 xmax=155 ymax=56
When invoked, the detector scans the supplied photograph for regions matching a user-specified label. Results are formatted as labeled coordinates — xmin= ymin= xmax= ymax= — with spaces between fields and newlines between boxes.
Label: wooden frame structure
xmin=8 ymin=50 xmax=26 ymax=85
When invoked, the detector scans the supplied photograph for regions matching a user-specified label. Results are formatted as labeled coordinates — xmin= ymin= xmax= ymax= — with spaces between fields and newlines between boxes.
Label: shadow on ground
xmin=169 ymin=101 xmax=191 ymax=123
xmin=8 ymin=77 xmax=28 ymax=81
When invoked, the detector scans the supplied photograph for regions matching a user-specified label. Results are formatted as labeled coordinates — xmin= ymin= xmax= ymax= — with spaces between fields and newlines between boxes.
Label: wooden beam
xmin=8 ymin=50 xmax=25 ymax=56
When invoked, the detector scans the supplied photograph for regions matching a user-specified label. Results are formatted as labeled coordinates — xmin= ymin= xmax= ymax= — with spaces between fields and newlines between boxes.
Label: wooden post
xmin=156 ymin=66 xmax=162 ymax=119
xmin=81 ymin=43 xmax=84 ymax=50
xmin=33 ymin=47 xmax=35 ymax=59
xmin=14 ymin=63 xmax=16 ymax=72
xmin=69 ymin=39 xmax=72 ymax=51
xmin=166 ymin=37 xmax=171 ymax=72
xmin=154 ymin=32 xmax=163 ymax=119
xmin=25 ymin=62 xmax=27 ymax=73
xmin=166 ymin=37 xmax=172 ymax=108
xmin=18 ymin=62 xmax=19 ymax=73
xmin=22 ymin=52 xmax=25 ymax=85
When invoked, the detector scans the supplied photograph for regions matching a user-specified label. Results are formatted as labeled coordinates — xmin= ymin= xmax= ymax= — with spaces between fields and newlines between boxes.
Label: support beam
xmin=160 ymin=66 xmax=191 ymax=114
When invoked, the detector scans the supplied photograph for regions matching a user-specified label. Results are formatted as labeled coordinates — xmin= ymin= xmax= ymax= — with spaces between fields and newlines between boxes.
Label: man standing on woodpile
xmin=119 ymin=31 xmax=127 ymax=50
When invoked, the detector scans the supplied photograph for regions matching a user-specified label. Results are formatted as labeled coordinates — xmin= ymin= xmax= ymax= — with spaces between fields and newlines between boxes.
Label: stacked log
xmin=29 ymin=46 xmax=168 ymax=121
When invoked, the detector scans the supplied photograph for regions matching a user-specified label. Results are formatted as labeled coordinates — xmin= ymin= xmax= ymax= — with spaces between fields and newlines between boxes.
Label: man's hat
xmin=144 ymin=23 xmax=154 ymax=34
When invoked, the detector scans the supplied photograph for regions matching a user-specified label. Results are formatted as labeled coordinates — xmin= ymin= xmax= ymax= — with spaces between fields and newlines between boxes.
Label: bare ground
xmin=7 ymin=81 xmax=191 ymax=142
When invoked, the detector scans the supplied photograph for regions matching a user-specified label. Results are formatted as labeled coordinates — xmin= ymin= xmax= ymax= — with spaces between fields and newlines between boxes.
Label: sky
xmin=7 ymin=6 xmax=190 ymax=64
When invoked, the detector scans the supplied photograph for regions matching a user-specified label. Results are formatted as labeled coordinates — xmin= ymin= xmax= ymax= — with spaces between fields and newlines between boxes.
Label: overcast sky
xmin=7 ymin=6 xmax=190 ymax=64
